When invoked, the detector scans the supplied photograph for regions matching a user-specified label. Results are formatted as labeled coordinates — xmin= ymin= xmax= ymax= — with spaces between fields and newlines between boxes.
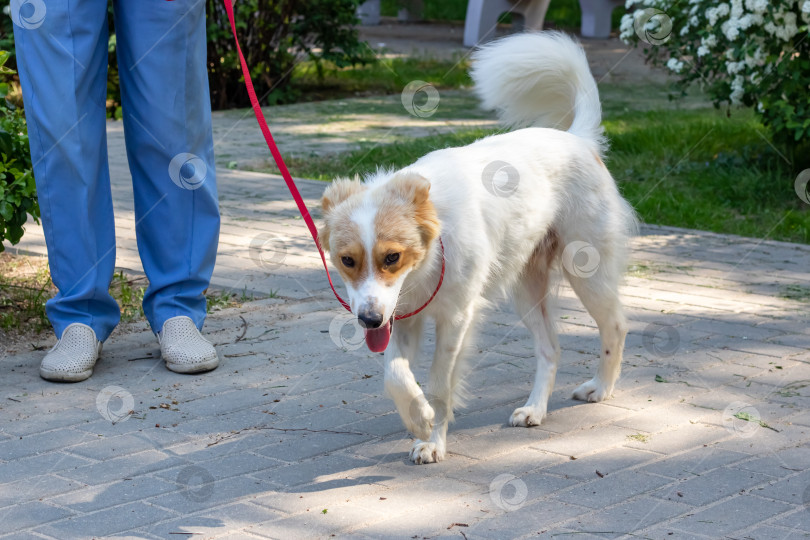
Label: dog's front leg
xmin=384 ymin=317 xmax=432 ymax=440
xmin=410 ymin=305 xmax=477 ymax=465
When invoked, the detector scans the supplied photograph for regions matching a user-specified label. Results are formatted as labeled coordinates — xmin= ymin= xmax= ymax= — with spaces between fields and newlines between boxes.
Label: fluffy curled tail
xmin=470 ymin=31 xmax=606 ymax=156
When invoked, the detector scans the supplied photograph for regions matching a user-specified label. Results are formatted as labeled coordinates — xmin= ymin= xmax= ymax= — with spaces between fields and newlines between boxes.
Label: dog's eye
xmin=341 ymin=256 xmax=355 ymax=268
xmin=385 ymin=253 xmax=400 ymax=265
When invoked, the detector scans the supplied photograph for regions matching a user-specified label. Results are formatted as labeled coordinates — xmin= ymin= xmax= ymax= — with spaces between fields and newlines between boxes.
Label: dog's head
xmin=319 ymin=171 xmax=440 ymax=351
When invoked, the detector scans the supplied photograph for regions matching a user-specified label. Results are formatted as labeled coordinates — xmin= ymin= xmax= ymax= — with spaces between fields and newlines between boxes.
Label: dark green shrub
xmin=0 ymin=51 xmax=38 ymax=252
xmin=206 ymin=0 xmax=373 ymax=109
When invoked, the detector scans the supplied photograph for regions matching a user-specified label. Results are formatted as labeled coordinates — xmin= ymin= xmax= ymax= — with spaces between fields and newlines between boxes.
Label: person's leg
xmin=12 ymin=0 xmax=121 ymax=343
xmin=112 ymin=0 xmax=220 ymax=335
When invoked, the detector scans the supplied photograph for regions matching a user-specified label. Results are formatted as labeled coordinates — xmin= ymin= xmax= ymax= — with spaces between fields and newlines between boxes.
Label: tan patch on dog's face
xmin=371 ymin=240 xmax=418 ymax=286
xmin=319 ymin=178 xmax=370 ymax=288
xmin=319 ymin=178 xmax=366 ymax=252
xmin=369 ymin=172 xmax=440 ymax=284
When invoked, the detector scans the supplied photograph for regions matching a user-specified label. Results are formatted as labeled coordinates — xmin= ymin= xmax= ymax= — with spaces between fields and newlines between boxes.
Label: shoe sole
xmin=40 ymin=367 xmax=93 ymax=382
xmin=165 ymin=357 xmax=220 ymax=374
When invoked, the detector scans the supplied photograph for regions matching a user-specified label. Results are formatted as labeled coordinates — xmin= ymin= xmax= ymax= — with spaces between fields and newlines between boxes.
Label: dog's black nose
xmin=358 ymin=311 xmax=384 ymax=329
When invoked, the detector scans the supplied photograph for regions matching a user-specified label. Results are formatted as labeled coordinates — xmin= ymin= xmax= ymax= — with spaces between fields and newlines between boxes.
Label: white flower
xmin=707 ymin=7 xmax=720 ymax=25
xmin=730 ymin=0 xmax=744 ymax=19
xmin=802 ymin=0 xmax=810 ymax=12
xmin=757 ymin=102 xmax=765 ymax=113
xmin=704 ymin=34 xmax=717 ymax=47
xmin=698 ymin=45 xmax=711 ymax=56
xmin=745 ymin=0 xmax=767 ymax=14
xmin=620 ymin=12 xmax=635 ymax=40
xmin=723 ymin=21 xmax=741 ymax=41
xmin=666 ymin=58 xmax=685 ymax=73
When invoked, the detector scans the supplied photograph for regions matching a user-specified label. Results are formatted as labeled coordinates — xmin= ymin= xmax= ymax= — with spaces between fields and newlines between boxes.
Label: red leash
xmin=222 ymin=0 xmax=444 ymax=320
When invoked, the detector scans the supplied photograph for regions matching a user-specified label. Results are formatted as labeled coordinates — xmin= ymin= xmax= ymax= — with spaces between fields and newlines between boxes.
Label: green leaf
xmin=654 ymin=374 xmax=668 ymax=383
xmin=0 ymin=200 xmax=12 ymax=221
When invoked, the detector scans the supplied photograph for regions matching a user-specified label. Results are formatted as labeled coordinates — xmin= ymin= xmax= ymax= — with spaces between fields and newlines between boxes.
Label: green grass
xmin=0 ymin=254 xmax=51 ymax=332
xmin=280 ymin=127 xmax=493 ymax=180
xmin=780 ymin=284 xmax=810 ymax=302
xmin=379 ymin=0 xmax=625 ymax=29
xmin=0 ymin=255 xmax=250 ymax=338
xmin=278 ymin=107 xmax=809 ymax=244
xmin=290 ymin=56 xmax=471 ymax=102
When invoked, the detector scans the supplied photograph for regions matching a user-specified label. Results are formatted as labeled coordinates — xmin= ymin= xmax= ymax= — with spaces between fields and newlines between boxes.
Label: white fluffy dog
xmin=319 ymin=32 xmax=636 ymax=464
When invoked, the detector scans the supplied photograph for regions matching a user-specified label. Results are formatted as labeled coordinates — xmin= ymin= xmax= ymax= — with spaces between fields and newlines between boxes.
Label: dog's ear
xmin=387 ymin=172 xmax=440 ymax=244
xmin=321 ymin=177 xmax=366 ymax=214
xmin=319 ymin=178 xmax=366 ymax=252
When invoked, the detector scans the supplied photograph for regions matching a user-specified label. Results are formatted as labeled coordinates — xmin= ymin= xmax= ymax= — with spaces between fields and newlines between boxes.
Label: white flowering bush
xmin=620 ymin=0 xmax=810 ymax=162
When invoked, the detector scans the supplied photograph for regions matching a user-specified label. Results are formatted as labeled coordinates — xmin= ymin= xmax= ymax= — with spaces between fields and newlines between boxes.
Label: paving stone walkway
xmin=3 ymin=157 xmax=810 ymax=538
xmin=2 ymin=31 xmax=810 ymax=540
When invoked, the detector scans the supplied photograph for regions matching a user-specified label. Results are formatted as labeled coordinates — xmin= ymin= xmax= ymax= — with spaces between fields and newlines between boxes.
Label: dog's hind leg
xmin=509 ymin=241 xmax=560 ymax=428
xmin=410 ymin=303 xmax=477 ymax=464
xmin=565 ymin=253 xmax=628 ymax=403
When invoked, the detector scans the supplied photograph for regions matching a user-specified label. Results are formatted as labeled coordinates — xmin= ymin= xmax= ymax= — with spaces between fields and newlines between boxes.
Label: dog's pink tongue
xmin=364 ymin=319 xmax=392 ymax=352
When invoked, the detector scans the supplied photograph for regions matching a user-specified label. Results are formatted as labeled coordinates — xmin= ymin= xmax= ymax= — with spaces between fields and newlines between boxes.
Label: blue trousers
xmin=12 ymin=0 xmax=220 ymax=341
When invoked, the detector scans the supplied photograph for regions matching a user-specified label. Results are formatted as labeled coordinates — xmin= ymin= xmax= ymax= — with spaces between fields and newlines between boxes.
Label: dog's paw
xmin=409 ymin=440 xmax=445 ymax=464
xmin=572 ymin=378 xmax=613 ymax=402
xmin=404 ymin=400 xmax=435 ymax=440
xmin=509 ymin=406 xmax=546 ymax=427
